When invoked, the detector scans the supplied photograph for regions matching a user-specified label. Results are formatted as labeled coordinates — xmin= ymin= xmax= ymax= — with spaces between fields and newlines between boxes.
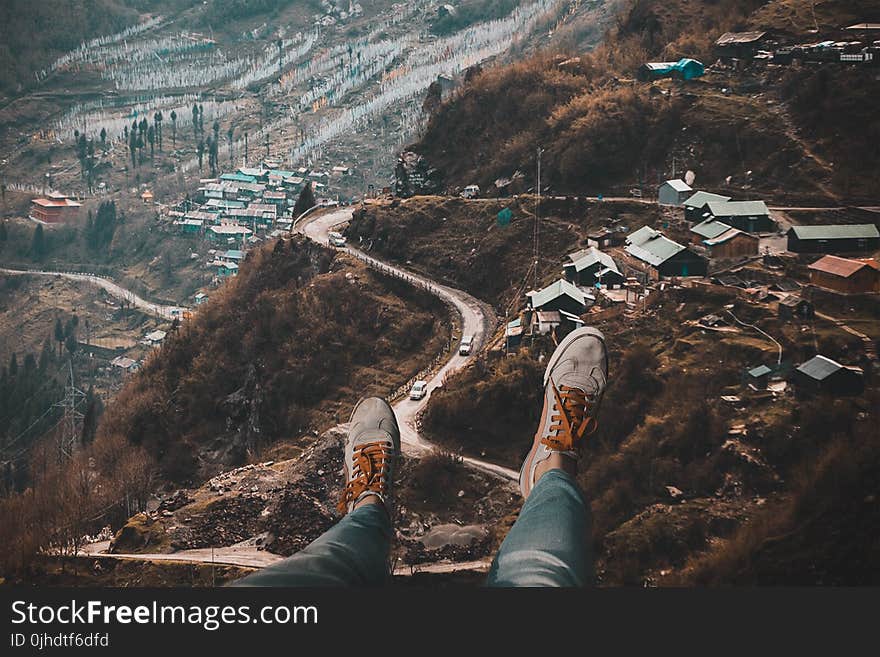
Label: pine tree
xmin=170 ymin=109 xmax=177 ymax=147
xmin=54 ymin=318 xmax=64 ymax=356
xmin=293 ymin=182 xmax=316 ymax=217
xmin=31 ymin=224 xmax=46 ymax=260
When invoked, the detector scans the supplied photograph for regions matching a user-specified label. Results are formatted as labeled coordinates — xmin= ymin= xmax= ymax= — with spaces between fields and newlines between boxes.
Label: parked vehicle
xmin=328 ymin=231 xmax=346 ymax=247
xmin=409 ymin=380 xmax=428 ymax=400
xmin=460 ymin=184 xmax=480 ymax=199
xmin=459 ymin=335 xmax=474 ymax=356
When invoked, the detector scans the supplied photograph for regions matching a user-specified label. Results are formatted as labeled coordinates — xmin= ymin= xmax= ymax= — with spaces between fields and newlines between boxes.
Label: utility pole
xmin=54 ymin=361 xmax=85 ymax=461
xmin=534 ymin=147 xmax=543 ymax=290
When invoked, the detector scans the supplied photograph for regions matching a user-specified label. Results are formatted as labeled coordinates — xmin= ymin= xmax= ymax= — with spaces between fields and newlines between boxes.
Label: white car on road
xmin=328 ymin=231 xmax=346 ymax=247
xmin=409 ymin=380 xmax=428 ymax=400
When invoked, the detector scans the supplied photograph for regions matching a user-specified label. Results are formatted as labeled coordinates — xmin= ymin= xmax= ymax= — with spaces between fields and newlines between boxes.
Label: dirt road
xmin=0 ymin=267 xmax=185 ymax=320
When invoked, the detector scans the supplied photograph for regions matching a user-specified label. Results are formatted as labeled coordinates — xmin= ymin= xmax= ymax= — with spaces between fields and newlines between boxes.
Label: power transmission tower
xmin=54 ymin=361 xmax=85 ymax=460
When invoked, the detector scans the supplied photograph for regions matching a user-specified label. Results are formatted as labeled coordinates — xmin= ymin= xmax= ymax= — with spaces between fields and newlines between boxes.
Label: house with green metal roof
xmin=683 ymin=191 xmax=732 ymax=222
xmin=526 ymin=279 xmax=588 ymax=315
xmin=563 ymin=248 xmax=624 ymax=288
xmin=625 ymin=226 xmax=708 ymax=278
xmin=691 ymin=217 xmax=732 ymax=241
xmin=704 ymin=200 xmax=775 ymax=233
xmin=221 ymin=172 xmax=258 ymax=184
xmin=787 ymin=224 xmax=880 ymax=254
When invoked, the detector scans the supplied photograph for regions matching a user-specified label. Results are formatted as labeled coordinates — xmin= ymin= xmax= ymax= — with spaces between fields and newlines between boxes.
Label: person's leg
xmin=487 ymin=465 xmax=591 ymax=587
xmin=232 ymin=500 xmax=391 ymax=587
xmin=488 ymin=326 xmax=607 ymax=587
xmin=233 ymin=397 xmax=400 ymax=587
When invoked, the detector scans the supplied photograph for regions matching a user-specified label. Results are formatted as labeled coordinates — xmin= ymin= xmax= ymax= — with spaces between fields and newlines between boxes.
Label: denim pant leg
xmin=487 ymin=469 xmax=592 ymax=587
xmin=231 ymin=504 xmax=392 ymax=587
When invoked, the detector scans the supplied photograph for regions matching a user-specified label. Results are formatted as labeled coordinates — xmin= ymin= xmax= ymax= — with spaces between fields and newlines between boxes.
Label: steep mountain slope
xmin=95 ymin=236 xmax=451 ymax=483
xmin=409 ymin=0 xmax=880 ymax=201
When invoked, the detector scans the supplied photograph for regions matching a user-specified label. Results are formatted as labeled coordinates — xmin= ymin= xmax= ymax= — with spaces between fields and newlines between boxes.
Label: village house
xmin=807 ymin=255 xmax=880 ymax=294
xmin=778 ymin=295 xmax=815 ymax=320
xmin=746 ymin=364 xmax=772 ymax=390
xmin=658 ymin=179 xmax=693 ymax=206
xmin=703 ymin=200 xmax=775 ymax=233
xmin=211 ymin=259 xmax=239 ymax=277
xmin=207 ymin=224 xmax=253 ymax=242
xmin=110 ymin=356 xmax=139 ymax=373
xmin=683 ymin=191 xmax=731 ymax=223
xmin=586 ymin=227 xmax=627 ymax=249
xmin=194 ymin=292 xmax=209 ymax=305
xmin=693 ymin=222 xmax=760 ymax=259
xmin=787 ymin=224 xmax=880 ymax=254
xmin=29 ymin=194 xmax=81 ymax=224
xmin=563 ymin=248 xmax=625 ymax=288
xmin=527 ymin=278 xmax=589 ymax=315
xmin=174 ymin=218 xmax=204 ymax=235
xmin=714 ymin=31 xmax=770 ymax=59
xmin=143 ymin=330 xmax=167 ymax=346
xmin=624 ymin=226 xmax=708 ymax=279
xmin=794 ymin=354 xmax=864 ymax=396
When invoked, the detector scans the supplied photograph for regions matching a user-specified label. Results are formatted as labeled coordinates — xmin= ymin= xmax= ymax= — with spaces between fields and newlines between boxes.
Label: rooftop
xmin=796 ymin=354 xmax=861 ymax=381
xmin=683 ymin=191 xmax=732 ymax=209
xmin=706 ymin=200 xmax=770 ymax=217
xmin=788 ymin=224 xmax=880 ymax=240
xmin=625 ymin=226 xmax=686 ymax=266
xmin=808 ymin=255 xmax=879 ymax=278
xmin=527 ymin=278 xmax=587 ymax=310
xmin=662 ymin=179 xmax=693 ymax=192
xmin=565 ymin=247 xmax=621 ymax=274
xmin=691 ymin=218 xmax=732 ymax=240
xmin=705 ymin=227 xmax=756 ymax=246
xmin=715 ymin=31 xmax=767 ymax=45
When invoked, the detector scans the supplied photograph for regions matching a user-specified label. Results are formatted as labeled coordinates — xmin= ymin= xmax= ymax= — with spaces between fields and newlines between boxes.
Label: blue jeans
xmin=233 ymin=469 xmax=590 ymax=587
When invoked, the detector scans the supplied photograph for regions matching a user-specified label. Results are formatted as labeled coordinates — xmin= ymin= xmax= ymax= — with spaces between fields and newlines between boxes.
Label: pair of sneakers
xmin=337 ymin=327 xmax=608 ymax=515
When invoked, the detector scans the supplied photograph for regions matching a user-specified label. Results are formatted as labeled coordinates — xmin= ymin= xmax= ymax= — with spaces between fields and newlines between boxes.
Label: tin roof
xmin=748 ymin=365 xmax=772 ymax=378
xmin=705 ymin=227 xmax=757 ymax=246
xmin=715 ymin=31 xmax=767 ymax=46
xmin=683 ymin=191 xmax=731 ymax=209
xmin=691 ymin=218 xmax=732 ymax=240
xmin=788 ymin=224 xmax=880 ymax=240
xmin=625 ymin=226 xmax=686 ymax=266
xmin=662 ymin=179 xmax=693 ymax=192
xmin=808 ymin=254 xmax=878 ymax=278
xmin=527 ymin=279 xmax=586 ymax=310
xmin=796 ymin=355 xmax=845 ymax=381
xmin=706 ymin=200 xmax=769 ymax=217
xmin=565 ymin=247 xmax=620 ymax=274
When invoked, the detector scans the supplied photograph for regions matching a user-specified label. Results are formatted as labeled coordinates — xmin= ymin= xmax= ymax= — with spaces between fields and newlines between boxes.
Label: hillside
xmin=409 ymin=0 xmax=880 ymax=202
xmin=95 ymin=235 xmax=451 ymax=483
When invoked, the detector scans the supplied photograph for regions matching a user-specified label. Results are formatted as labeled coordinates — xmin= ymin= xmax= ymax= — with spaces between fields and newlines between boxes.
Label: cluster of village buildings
xmin=161 ymin=163 xmax=351 ymax=280
xmin=637 ymin=22 xmax=880 ymax=83
xmin=508 ymin=178 xmax=879 ymax=397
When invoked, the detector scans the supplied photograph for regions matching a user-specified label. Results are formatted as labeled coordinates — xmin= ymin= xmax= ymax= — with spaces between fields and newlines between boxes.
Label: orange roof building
xmin=808 ymin=255 xmax=880 ymax=294
xmin=29 ymin=194 xmax=81 ymax=224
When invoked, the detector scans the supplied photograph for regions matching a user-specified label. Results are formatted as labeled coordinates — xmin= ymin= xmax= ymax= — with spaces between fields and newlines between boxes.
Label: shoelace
xmin=337 ymin=441 xmax=393 ymax=514
xmin=541 ymin=383 xmax=599 ymax=452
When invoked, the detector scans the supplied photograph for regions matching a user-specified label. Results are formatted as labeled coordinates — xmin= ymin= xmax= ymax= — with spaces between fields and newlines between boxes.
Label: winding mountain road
xmin=297 ymin=208 xmax=517 ymax=482
xmin=0 ymin=267 xmax=185 ymax=320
